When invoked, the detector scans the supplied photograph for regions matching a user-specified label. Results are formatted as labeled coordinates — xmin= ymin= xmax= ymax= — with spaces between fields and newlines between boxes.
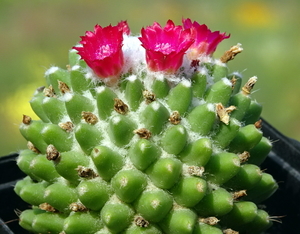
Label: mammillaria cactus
xmin=15 ymin=19 xmax=278 ymax=234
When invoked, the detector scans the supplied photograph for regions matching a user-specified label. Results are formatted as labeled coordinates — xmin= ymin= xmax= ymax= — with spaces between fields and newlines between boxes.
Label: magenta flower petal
xmin=73 ymin=22 xmax=127 ymax=83
xmin=183 ymin=18 xmax=230 ymax=59
xmin=117 ymin=20 xmax=130 ymax=35
xmin=139 ymin=20 xmax=194 ymax=73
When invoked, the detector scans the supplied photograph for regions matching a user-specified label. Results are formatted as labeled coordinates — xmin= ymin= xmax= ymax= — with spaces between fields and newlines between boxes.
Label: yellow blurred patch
xmin=3 ymin=50 xmax=53 ymax=125
xmin=3 ymin=83 xmax=39 ymax=126
xmin=234 ymin=2 xmax=276 ymax=28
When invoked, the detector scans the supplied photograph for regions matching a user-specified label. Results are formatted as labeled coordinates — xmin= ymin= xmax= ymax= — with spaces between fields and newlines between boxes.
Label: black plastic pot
xmin=260 ymin=119 xmax=300 ymax=234
xmin=0 ymin=153 xmax=28 ymax=234
xmin=1 ymin=119 xmax=299 ymax=234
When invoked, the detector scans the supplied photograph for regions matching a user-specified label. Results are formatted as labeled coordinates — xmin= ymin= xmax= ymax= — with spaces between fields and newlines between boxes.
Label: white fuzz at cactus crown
xmin=45 ymin=66 xmax=59 ymax=76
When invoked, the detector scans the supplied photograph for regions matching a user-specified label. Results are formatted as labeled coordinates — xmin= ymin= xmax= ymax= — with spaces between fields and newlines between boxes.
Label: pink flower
xmin=182 ymin=18 xmax=230 ymax=60
xmin=117 ymin=20 xmax=130 ymax=35
xmin=73 ymin=22 xmax=129 ymax=84
xmin=139 ymin=20 xmax=194 ymax=73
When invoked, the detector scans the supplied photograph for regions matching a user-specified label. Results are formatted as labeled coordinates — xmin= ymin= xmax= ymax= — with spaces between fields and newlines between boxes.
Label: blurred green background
xmin=1 ymin=0 xmax=300 ymax=156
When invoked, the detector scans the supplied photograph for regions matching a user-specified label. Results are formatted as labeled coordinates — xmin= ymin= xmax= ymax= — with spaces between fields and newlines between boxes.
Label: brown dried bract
xmin=169 ymin=111 xmax=181 ymax=125
xmin=254 ymin=119 xmax=262 ymax=129
xmin=43 ymin=85 xmax=56 ymax=97
xmin=27 ymin=141 xmax=40 ymax=153
xmin=220 ymin=43 xmax=243 ymax=63
xmin=143 ymin=90 xmax=156 ymax=104
xmin=58 ymin=80 xmax=71 ymax=94
xmin=114 ymin=98 xmax=129 ymax=114
xmin=134 ymin=216 xmax=149 ymax=228
xmin=134 ymin=128 xmax=151 ymax=139
xmin=66 ymin=64 xmax=71 ymax=71
xmin=188 ymin=166 xmax=205 ymax=177
xmin=223 ymin=228 xmax=239 ymax=234
xmin=46 ymin=144 xmax=60 ymax=161
xmin=81 ymin=111 xmax=98 ymax=125
xmin=239 ymin=151 xmax=250 ymax=163
xmin=231 ymin=76 xmax=237 ymax=89
xmin=233 ymin=190 xmax=247 ymax=200
xmin=58 ymin=121 xmax=74 ymax=132
xmin=22 ymin=115 xmax=32 ymax=125
xmin=199 ymin=217 xmax=220 ymax=225
xmin=216 ymin=103 xmax=236 ymax=125
xmin=39 ymin=203 xmax=58 ymax=212
xmin=69 ymin=202 xmax=88 ymax=212
xmin=76 ymin=166 xmax=98 ymax=178
xmin=242 ymin=76 xmax=257 ymax=95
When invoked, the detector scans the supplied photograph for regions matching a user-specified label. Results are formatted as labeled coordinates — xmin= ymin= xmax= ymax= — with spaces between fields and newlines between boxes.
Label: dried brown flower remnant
xmin=22 ymin=115 xmax=32 ymax=125
xmin=199 ymin=217 xmax=220 ymax=225
xmin=134 ymin=128 xmax=151 ymax=139
xmin=188 ymin=166 xmax=205 ymax=177
xmin=114 ymin=98 xmax=129 ymax=114
xmin=242 ymin=76 xmax=257 ymax=95
xmin=82 ymin=111 xmax=98 ymax=125
xmin=39 ymin=203 xmax=57 ymax=212
xmin=232 ymin=190 xmax=247 ymax=200
xmin=223 ymin=228 xmax=239 ymax=234
xmin=238 ymin=151 xmax=250 ymax=163
xmin=46 ymin=144 xmax=60 ymax=161
xmin=76 ymin=166 xmax=98 ymax=178
xmin=58 ymin=80 xmax=71 ymax=94
xmin=231 ymin=76 xmax=238 ymax=89
xmin=169 ymin=111 xmax=181 ymax=125
xmin=43 ymin=85 xmax=56 ymax=97
xmin=134 ymin=216 xmax=149 ymax=227
xmin=27 ymin=141 xmax=40 ymax=153
xmin=220 ymin=43 xmax=243 ymax=63
xmin=69 ymin=202 xmax=88 ymax=212
xmin=143 ymin=90 xmax=156 ymax=104
xmin=216 ymin=103 xmax=236 ymax=125
xmin=58 ymin=121 xmax=74 ymax=132
xmin=254 ymin=119 xmax=263 ymax=129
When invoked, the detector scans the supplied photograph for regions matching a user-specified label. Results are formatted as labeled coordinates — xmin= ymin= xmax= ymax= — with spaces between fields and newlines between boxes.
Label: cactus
xmin=15 ymin=19 xmax=278 ymax=234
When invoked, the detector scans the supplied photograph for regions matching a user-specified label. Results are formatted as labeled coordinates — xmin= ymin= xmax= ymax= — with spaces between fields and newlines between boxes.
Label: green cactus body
xmin=15 ymin=20 xmax=277 ymax=234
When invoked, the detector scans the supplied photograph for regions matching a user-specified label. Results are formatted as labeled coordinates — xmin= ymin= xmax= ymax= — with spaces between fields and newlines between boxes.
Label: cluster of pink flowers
xmin=73 ymin=19 xmax=229 ymax=83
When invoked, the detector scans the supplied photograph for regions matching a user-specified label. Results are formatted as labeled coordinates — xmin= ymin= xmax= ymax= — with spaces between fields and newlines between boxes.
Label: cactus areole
xmin=16 ymin=19 xmax=278 ymax=234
